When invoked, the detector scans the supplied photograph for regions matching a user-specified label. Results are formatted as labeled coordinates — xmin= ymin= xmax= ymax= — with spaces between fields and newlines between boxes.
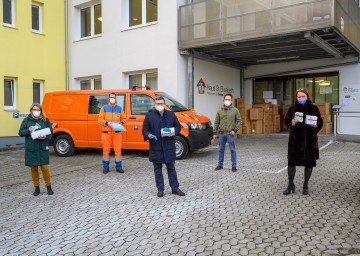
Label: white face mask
xmin=32 ymin=110 xmax=41 ymax=118
xmin=155 ymin=105 xmax=164 ymax=112
xmin=109 ymin=98 xmax=116 ymax=104
xmin=224 ymin=100 xmax=232 ymax=107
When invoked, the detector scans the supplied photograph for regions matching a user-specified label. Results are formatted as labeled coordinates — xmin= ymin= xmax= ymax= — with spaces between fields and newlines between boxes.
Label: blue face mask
xmin=297 ymin=97 xmax=307 ymax=105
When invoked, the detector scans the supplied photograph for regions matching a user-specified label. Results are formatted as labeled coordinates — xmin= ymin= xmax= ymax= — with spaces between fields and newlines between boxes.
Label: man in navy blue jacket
xmin=142 ymin=96 xmax=185 ymax=197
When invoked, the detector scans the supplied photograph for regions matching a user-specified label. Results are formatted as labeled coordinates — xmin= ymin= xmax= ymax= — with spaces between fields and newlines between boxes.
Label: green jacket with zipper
xmin=213 ymin=105 xmax=242 ymax=133
xmin=18 ymin=115 xmax=53 ymax=166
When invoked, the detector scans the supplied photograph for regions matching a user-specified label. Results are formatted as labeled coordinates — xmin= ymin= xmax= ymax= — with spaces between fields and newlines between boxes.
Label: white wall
xmin=70 ymin=0 xmax=188 ymax=105
xmin=194 ymin=58 xmax=241 ymax=123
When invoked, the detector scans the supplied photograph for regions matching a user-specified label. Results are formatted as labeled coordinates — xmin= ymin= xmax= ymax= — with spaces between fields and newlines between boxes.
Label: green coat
xmin=18 ymin=115 xmax=53 ymax=166
xmin=213 ymin=105 xmax=242 ymax=133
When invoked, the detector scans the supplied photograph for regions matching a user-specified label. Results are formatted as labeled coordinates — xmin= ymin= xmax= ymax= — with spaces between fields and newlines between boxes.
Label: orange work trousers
xmin=101 ymin=132 xmax=122 ymax=168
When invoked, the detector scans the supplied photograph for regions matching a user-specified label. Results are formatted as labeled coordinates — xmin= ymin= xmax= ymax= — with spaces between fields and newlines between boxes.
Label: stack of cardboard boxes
xmin=313 ymin=103 xmax=333 ymax=134
xmin=235 ymin=98 xmax=281 ymax=135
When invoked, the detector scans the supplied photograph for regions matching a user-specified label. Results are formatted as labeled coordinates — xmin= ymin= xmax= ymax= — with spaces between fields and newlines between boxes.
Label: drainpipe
xmin=188 ymin=52 xmax=194 ymax=109
xmin=65 ymin=0 xmax=69 ymax=91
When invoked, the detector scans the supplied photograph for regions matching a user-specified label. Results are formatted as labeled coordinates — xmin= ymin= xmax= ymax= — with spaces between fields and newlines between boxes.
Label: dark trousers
xmin=153 ymin=162 xmax=179 ymax=192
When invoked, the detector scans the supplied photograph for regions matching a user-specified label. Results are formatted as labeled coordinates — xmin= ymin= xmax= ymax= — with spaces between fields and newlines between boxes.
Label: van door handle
xmin=129 ymin=116 xmax=136 ymax=119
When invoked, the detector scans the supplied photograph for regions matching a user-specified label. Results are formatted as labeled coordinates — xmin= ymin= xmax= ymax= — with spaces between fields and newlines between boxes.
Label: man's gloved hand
xmin=148 ymin=134 xmax=158 ymax=140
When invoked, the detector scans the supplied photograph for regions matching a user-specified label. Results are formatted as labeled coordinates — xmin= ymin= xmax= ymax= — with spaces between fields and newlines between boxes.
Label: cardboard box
xmin=253 ymin=103 xmax=272 ymax=112
xmin=250 ymin=120 xmax=263 ymax=134
xmin=250 ymin=108 xmax=264 ymax=120
xmin=263 ymin=124 xmax=273 ymax=134
xmin=322 ymin=114 xmax=332 ymax=123
xmin=235 ymin=98 xmax=244 ymax=107
xmin=319 ymin=122 xmax=333 ymax=134
xmin=272 ymin=104 xmax=279 ymax=115
xmin=314 ymin=103 xmax=331 ymax=115
xmin=242 ymin=125 xmax=251 ymax=134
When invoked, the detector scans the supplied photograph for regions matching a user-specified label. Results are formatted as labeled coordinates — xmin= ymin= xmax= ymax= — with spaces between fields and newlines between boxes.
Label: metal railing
xmin=179 ymin=0 xmax=360 ymax=50
xmin=333 ymin=110 xmax=360 ymax=140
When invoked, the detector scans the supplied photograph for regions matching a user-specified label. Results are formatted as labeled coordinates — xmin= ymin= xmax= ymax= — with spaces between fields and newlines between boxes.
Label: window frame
xmin=4 ymin=77 xmax=16 ymax=110
xmin=3 ymin=0 xmax=15 ymax=27
xmin=79 ymin=77 xmax=102 ymax=90
xmin=31 ymin=2 xmax=42 ymax=33
xmin=128 ymin=71 xmax=158 ymax=90
xmin=79 ymin=3 xmax=102 ymax=38
xmin=127 ymin=0 xmax=158 ymax=28
xmin=33 ymin=80 xmax=43 ymax=104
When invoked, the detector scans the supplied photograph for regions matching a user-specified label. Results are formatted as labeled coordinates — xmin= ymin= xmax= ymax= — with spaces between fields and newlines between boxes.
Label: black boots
xmin=47 ymin=186 xmax=54 ymax=195
xmin=116 ymin=167 xmax=125 ymax=173
xmin=283 ymin=185 xmax=295 ymax=195
xmin=33 ymin=186 xmax=40 ymax=196
xmin=33 ymin=186 xmax=54 ymax=195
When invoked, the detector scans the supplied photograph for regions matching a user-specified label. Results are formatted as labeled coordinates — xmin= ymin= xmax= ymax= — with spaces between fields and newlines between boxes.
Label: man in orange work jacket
xmin=98 ymin=92 xmax=126 ymax=174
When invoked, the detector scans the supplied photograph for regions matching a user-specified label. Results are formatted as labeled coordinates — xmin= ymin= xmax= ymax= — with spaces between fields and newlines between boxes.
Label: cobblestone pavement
xmin=0 ymin=134 xmax=359 ymax=256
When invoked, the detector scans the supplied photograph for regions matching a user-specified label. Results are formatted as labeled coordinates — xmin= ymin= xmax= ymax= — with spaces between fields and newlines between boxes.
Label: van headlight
xmin=189 ymin=122 xmax=207 ymax=130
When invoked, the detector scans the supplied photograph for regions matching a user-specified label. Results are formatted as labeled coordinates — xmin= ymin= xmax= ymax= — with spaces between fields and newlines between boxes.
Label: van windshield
xmin=155 ymin=92 xmax=189 ymax=112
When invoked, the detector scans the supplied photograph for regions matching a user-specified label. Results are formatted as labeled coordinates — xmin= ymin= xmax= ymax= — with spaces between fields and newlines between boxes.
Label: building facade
xmin=0 ymin=0 xmax=66 ymax=137
xmin=2 ymin=0 xmax=359 ymax=138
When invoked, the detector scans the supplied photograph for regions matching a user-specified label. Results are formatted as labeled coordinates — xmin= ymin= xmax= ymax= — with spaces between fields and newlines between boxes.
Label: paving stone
xmin=0 ymin=136 xmax=359 ymax=256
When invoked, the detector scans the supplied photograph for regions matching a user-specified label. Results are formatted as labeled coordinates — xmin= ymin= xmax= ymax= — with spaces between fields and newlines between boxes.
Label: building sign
xmin=13 ymin=113 xmax=29 ymax=118
xmin=342 ymin=86 xmax=359 ymax=94
xmin=196 ymin=78 xmax=234 ymax=97
xmin=196 ymin=78 xmax=206 ymax=94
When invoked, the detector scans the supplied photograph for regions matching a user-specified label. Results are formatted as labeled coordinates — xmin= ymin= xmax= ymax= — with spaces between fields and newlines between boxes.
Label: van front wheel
xmin=175 ymin=136 xmax=188 ymax=160
xmin=54 ymin=134 xmax=75 ymax=157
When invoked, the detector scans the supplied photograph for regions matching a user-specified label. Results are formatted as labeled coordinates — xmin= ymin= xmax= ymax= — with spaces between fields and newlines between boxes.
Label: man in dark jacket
xmin=142 ymin=96 xmax=185 ymax=197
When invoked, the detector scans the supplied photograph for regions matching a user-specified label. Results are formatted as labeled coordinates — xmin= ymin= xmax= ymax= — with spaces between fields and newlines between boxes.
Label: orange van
xmin=42 ymin=89 xmax=213 ymax=159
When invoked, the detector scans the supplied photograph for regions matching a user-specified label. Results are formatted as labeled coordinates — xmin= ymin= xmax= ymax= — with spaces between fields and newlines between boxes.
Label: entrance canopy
xmin=179 ymin=0 xmax=360 ymax=67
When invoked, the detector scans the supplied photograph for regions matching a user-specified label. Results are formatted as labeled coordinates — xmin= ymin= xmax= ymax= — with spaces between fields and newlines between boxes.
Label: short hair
xmin=109 ymin=92 xmax=116 ymax=97
xmin=295 ymin=88 xmax=309 ymax=98
xmin=155 ymin=96 xmax=165 ymax=103
xmin=224 ymin=93 xmax=233 ymax=99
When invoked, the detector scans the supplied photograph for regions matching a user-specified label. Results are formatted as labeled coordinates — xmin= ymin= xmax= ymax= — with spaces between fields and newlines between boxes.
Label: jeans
xmin=153 ymin=162 xmax=180 ymax=192
xmin=218 ymin=133 xmax=237 ymax=167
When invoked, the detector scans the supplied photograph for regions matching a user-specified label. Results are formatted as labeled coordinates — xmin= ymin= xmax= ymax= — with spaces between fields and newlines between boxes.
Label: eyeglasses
xmin=32 ymin=108 xmax=40 ymax=111
xmin=296 ymin=88 xmax=306 ymax=92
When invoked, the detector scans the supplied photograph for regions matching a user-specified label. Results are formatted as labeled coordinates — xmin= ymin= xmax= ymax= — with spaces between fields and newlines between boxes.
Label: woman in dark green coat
xmin=19 ymin=103 xmax=54 ymax=196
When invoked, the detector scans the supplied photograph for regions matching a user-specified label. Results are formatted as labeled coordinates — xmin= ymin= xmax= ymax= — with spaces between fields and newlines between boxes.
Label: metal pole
xmin=333 ymin=110 xmax=337 ymax=142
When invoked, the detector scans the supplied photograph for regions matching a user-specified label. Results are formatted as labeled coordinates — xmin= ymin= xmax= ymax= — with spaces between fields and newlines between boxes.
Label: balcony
xmin=179 ymin=0 xmax=360 ymax=66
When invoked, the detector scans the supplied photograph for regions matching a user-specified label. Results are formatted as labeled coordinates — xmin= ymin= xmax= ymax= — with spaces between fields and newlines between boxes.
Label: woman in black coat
xmin=283 ymin=88 xmax=323 ymax=195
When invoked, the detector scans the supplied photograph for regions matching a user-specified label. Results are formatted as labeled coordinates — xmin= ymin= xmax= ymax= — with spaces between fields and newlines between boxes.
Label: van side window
xmin=130 ymin=94 xmax=154 ymax=115
xmin=89 ymin=94 xmax=126 ymax=114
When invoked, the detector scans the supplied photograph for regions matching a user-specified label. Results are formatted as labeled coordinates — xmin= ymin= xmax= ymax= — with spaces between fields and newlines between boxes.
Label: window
xmin=129 ymin=0 xmax=157 ymax=27
xmin=33 ymin=80 xmax=43 ymax=104
xmin=80 ymin=77 xmax=102 ymax=90
xmin=4 ymin=78 xmax=16 ymax=110
xmin=3 ymin=0 xmax=15 ymax=27
xmin=80 ymin=80 xmax=91 ymax=90
xmin=80 ymin=4 xmax=102 ymax=38
xmin=89 ymin=94 xmax=125 ymax=114
xmin=129 ymin=71 xmax=158 ymax=90
xmin=32 ymin=3 xmax=42 ymax=33
xmin=130 ymin=94 xmax=154 ymax=115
